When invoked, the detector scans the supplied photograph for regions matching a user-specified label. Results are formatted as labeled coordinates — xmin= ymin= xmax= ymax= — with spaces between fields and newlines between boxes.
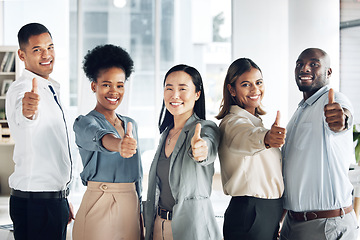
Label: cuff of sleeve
xmin=257 ymin=128 xmax=269 ymax=149
xmin=345 ymin=114 xmax=353 ymax=131
xmin=16 ymin=111 xmax=39 ymax=127
xmin=187 ymin=146 xmax=207 ymax=163
xmin=93 ymin=129 xmax=117 ymax=152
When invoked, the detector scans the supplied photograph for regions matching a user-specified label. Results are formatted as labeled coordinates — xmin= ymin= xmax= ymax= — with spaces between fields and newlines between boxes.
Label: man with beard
xmin=280 ymin=48 xmax=358 ymax=240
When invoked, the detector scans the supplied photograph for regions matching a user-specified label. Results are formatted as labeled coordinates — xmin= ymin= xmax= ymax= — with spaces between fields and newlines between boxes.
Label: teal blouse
xmin=73 ymin=110 xmax=142 ymax=200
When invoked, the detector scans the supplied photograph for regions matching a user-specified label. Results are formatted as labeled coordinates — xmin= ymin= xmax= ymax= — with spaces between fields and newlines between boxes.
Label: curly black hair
xmin=83 ymin=44 xmax=134 ymax=82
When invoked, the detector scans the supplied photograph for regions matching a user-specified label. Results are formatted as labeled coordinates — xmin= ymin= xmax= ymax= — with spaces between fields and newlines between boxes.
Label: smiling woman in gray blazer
xmin=145 ymin=64 xmax=222 ymax=240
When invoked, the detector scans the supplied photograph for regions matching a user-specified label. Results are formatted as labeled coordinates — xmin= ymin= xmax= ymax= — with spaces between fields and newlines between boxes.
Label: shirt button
xmin=101 ymin=185 xmax=108 ymax=190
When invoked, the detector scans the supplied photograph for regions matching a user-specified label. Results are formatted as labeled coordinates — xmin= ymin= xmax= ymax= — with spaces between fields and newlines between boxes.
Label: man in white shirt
xmin=280 ymin=48 xmax=358 ymax=240
xmin=5 ymin=23 xmax=73 ymax=240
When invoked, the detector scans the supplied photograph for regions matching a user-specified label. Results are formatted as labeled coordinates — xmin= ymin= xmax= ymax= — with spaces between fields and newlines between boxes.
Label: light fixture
xmin=113 ymin=0 xmax=127 ymax=8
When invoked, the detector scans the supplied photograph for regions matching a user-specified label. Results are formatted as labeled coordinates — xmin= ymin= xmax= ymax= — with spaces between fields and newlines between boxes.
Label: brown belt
xmin=289 ymin=205 xmax=353 ymax=221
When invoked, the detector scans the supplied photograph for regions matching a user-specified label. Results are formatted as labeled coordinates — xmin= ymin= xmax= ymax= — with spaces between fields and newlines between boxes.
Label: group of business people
xmin=5 ymin=22 xmax=358 ymax=240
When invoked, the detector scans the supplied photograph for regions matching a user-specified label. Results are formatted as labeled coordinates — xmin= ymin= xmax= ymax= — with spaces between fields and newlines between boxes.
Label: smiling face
xmin=227 ymin=67 xmax=264 ymax=115
xmin=91 ymin=67 xmax=126 ymax=113
xmin=295 ymin=48 xmax=332 ymax=99
xmin=18 ymin=32 xmax=55 ymax=79
xmin=164 ymin=71 xmax=201 ymax=121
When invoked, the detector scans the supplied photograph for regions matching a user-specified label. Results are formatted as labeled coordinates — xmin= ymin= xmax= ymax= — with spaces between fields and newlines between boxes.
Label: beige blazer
xmin=218 ymin=105 xmax=284 ymax=199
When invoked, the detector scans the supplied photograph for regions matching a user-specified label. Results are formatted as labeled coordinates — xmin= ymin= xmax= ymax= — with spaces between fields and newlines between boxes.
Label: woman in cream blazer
xmin=216 ymin=58 xmax=285 ymax=240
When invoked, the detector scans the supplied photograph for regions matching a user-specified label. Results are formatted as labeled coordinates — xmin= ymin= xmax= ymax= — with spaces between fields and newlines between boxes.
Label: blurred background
xmin=0 ymin=0 xmax=359 ymax=238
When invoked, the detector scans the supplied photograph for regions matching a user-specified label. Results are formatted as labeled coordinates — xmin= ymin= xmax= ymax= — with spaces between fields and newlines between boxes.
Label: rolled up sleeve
xmin=73 ymin=115 xmax=117 ymax=152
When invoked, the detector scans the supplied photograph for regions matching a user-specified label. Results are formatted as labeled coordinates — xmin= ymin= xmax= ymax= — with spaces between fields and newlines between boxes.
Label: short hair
xmin=18 ymin=23 xmax=51 ymax=50
xmin=83 ymin=44 xmax=134 ymax=82
xmin=158 ymin=64 xmax=206 ymax=133
xmin=216 ymin=58 xmax=266 ymax=120
xmin=300 ymin=48 xmax=331 ymax=68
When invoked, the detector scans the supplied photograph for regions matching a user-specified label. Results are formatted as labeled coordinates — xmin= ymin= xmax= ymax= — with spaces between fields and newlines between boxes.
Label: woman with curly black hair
xmin=72 ymin=44 xmax=143 ymax=240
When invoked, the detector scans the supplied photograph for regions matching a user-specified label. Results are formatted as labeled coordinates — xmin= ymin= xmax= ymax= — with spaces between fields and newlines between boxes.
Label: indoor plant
xmin=354 ymin=124 xmax=360 ymax=163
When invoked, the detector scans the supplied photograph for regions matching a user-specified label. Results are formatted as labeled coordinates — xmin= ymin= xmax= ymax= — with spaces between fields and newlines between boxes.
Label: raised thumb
xmin=126 ymin=122 xmax=133 ymax=138
xmin=274 ymin=110 xmax=280 ymax=126
xmin=193 ymin=123 xmax=201 ymax=140
xmin=31 ymin=78 xmax=38 ymax=93
xmin=328 ymin=88 xmax=335 ymax=104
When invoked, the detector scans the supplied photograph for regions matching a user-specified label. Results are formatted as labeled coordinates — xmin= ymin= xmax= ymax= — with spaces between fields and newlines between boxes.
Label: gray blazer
xmin=145 ymin=114 xmax=222 ymax=240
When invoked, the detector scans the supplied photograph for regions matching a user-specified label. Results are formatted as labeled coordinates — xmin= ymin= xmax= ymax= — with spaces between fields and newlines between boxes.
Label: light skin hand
xmin=22 ymin=78 xmax=40 ymax=119
xmin=324 ymin=88 xmax=348 ymax=132
xmin=191 ymin=123 xmax=208 ymax=161
xmin=264 ymin=111 xmax=286 ymax=148
xmin=68 ymin=202 xmax=75 ymax=224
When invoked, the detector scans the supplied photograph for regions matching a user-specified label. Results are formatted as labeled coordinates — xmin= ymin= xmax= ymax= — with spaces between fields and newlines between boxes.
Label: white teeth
xmin=249 ymin=95 xmax=259 ymax=99
xmin=300 ymin=76 xmax=312 ymax=80
xmin=106 ymin=98 xmax=118 ymax=102
xmin=40 ymin=61 xmax=51 ymax=65
xmin=171 ymin=102 xmax=182 ymax=106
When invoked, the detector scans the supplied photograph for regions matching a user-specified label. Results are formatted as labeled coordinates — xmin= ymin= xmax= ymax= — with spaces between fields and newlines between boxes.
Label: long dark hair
xmin=158 ymin=64 xmax=205 ymax=133
xmin=216 ymin=58 xmax=266 ymax=120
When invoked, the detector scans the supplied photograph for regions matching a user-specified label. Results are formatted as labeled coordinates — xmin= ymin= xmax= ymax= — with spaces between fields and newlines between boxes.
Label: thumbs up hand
xmin=22 ymin=78 xmax=40 ymax=119
xmin=191 ymin=123 xmax=208 ymax=162
xmin=324 ymin=88 xmax=347 ymax=132
xmin=264 ymin=111 xmax=286 ymax=148
xmin=120 ymin=122 xmax=137 ymax=158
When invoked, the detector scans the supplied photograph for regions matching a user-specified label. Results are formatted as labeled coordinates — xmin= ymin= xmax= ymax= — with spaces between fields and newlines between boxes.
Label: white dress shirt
xmin=6 ymin=69 xmax=71 ymax=191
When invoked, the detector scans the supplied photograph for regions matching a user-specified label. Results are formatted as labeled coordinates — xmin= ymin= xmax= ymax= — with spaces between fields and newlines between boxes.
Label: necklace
xmin=167 ymin=128 xmax=182 ymax=145
xmin=107 ymin=116 xmax=118 ymax=126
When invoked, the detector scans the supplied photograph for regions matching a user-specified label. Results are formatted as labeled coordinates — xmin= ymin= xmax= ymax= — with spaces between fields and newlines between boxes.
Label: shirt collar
xmin=22 ymin=69 xmax=60 ymax=90
xmin=298 ymin=85 xmax=329 ymax=107
xmin=229 ymin=105 xmax=262 ymax=125
xmin=89 ymin=109 xmax=124 ymax=122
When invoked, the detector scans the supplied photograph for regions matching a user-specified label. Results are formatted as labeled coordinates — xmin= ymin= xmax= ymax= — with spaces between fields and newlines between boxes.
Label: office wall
xmin=232 ymin=0 xmax=289 ymax=127
xmin=288 ymin=0 xmax=340 ymax=118
xmin=2 ymin=0 xmax=70 ymax=107
xmin=232 ymin=0 xmax=340 ymax=127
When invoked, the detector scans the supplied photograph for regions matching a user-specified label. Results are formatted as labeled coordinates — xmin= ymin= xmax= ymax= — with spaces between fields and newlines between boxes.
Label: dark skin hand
xmin=324 ymin=88 xmax=349 ymax=133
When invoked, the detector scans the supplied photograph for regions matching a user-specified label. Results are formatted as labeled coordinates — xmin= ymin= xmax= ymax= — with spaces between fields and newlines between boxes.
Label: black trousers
xmin=223 ymin=196 xmax=283 ymax=240
xmin=10 ymin=195 xmax=70 ymax=240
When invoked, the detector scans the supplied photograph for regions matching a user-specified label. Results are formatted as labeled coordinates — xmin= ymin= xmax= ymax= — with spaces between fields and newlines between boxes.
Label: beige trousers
xmin=153 ymin=214 xmax=173 ymax=240
xmin=72 ymin=181 xmax=142 ymax=240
